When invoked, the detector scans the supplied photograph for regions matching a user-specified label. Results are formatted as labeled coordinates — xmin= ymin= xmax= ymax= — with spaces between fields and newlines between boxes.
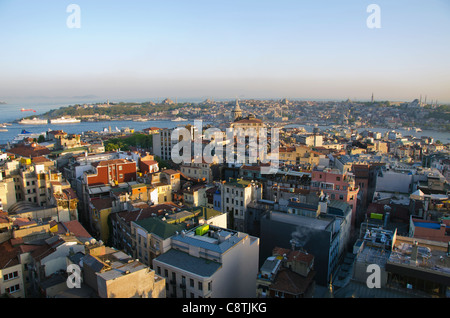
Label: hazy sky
xmin=1 ymin=0 xmax=449 ymax=103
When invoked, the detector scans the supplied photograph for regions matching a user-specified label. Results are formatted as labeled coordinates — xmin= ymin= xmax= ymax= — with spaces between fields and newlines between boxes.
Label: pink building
xmin=311 ymin=168 xmax=359 ymax=228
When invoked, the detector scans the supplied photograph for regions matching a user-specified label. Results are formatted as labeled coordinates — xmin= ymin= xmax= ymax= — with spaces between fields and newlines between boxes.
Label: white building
xmin=153 ymin=224 xmax=259 ymax=298
xmin=222 ymin=178 xmax=262 ymax=232
xmin=152 ymin=128 xmax=175 ymax=161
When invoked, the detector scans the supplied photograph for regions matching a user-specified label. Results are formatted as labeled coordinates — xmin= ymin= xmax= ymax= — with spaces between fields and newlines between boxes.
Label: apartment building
xmin=222 ymin=178 xmax=262 ymax=232
xmin=257 ymin=247 xmax=316 ymax=298
xmin=84 ymin=159 xmax=137 ymax=187
xmin=110 ymin=202 xmax=182 ymax=257
xmin=259 ymin=198 xmax=350 ymax=286
xmin=152 ymin=128 xmax=176 ymax=161
xmin=82 ymin=244 xmax=166 ymax=298
xmin=0 ymin=240 xmax=25 ymax=298
xmin=278 ymin=145 xmax=323 ymax=168
xmin=180 ymin=159 xmax=216 ymax=183
xmin=153 ymin=224 xmax=259 ymax=298
xmin=182 ymin=184 xmax=209 ymax=208
xmin=310 ymin=168 xmax=359 ymax=229
xmin=129 ymin=206 xmax=226 ymax=267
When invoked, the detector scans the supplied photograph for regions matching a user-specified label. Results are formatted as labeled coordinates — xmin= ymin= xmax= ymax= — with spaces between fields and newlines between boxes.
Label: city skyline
xmin=1 ymin=0 xmax=450 ymax=104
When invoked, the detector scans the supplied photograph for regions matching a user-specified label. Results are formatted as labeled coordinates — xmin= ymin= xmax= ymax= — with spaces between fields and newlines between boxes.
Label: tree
xmin=37 ymin=135 xmax=46 ymax=143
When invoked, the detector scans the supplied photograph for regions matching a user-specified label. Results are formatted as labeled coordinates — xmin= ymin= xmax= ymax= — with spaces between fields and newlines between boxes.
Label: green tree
xmin=37 ymin=135 xmax=45 ymax=143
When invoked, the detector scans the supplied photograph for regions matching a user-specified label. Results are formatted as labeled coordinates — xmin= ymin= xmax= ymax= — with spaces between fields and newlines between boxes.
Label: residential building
xmin=180 ymin=158 xmax=216 ymax=183
xmin=182 ymin=184 xmax=209 ymax=208
xmin=82 ymin=243 xmax=166 ymax=298
xmin=257 ymin=246 xmax=316 ymax=298
xmin=110 ymin=202 xmax=183 ymax=256
xmin=222 ymin=178 xmax=262 ymax=232
xmin=259 ymin=199 xmax=349 ymax=286
xmin=152 ymin=128 xmax=175 ymax=161
xmin=0 ymin=240 xmax=25 ymax=298
xmin=84 ymin=159 xmax=137 ymax=186
xmin=153 ymin=224 xmax=259 ymax=298
xmin=310 ymin=168 xmax=359 ymax=229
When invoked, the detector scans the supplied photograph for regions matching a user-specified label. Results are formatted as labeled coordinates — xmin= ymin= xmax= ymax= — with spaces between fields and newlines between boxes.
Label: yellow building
xmin=89 ymin=197 xmax=113 ymax=243
xmin=154 ymin=182 xmax=172 ymax=204
xmin=279 ymin=145 xmax=322 ymax=167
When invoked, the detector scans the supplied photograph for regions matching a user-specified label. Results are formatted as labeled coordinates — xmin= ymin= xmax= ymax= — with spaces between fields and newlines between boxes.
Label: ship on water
xmin=11 ymin=130 xmax=46 ymax=144
xmin=19 ymin=117 xmax=48 ymax=125
xmin=172 ymin=117 xmax=188 ymax=122
xmin=50 ymin=117 xmax=81 ymax=124
xmin=21 ymin=108 xmax=36 ymax=112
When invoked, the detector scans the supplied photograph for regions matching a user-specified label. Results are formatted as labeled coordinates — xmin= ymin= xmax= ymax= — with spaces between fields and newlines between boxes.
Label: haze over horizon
xmin=1 ymin=0 xmax=449 ymax=105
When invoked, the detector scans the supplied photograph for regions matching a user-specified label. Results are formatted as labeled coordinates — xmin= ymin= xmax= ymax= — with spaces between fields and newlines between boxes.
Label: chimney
xmin=411 ymin=241 xmax=419 ymax=265
xmin=384 ymin=212 xmax=390 ymax=228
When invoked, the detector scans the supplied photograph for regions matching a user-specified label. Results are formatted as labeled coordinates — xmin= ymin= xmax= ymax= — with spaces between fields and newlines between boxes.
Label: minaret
xmin=371 ymin=93 xmax=374 ymax=103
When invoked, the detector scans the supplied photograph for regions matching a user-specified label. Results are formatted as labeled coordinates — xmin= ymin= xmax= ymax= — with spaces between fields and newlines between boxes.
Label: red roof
xmin=0 ymin=240 xmax=19 ymax=269
xmin=115 ymin=202 xmax=181 ymax=224
xmin=8 ymin=144 xmax=51 ymax=158
xmin=62 ymin=220 xmax=92 ymax=239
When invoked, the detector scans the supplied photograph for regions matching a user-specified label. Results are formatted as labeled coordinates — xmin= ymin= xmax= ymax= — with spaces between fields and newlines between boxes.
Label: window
xmin=3 ymin=272 xmax=18 ymax=281
xmin=336 ymin=177 xmax=340 ymax=181
xmin=6 ymin=284 xmax=20 ymax=294
xmin=190 ymin=279 xmax=194 ymax=288
xmin=119 ymin=166 xmax=123 ymax=171
xmin=339 ymin=195 xmax=344 ymax=200
xmin=198 ymin=282 xmax=203 ymax=291
xmin=164 ymin=269 xmax=168 ymax=277
xmin=208 ymin=281 xmax=212 ymax=291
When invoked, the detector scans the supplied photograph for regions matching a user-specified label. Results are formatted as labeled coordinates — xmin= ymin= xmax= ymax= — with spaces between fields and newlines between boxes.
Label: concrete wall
xmin=212 ymin=233 xmax=259 ymax=298
xmin=375 ymin=171 xmax=412 ymax=194
xmin=97 ymin=267 xmax=164 ymax=298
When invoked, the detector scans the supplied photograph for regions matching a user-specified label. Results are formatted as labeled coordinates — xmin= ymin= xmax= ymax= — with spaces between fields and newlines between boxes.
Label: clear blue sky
xmin=1 ymin=0 xmax=449 ymax=103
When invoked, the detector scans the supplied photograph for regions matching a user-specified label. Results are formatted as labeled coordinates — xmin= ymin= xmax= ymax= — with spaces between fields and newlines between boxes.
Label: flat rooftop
xmin=387 ymin=236 xmax=450 ymax=278
xmin=172 ymin=226 xmax=247 ymax=254
xmin=270 ymin=211 xmax=334 ymax=231
xmin=154 ymin=248 xmax=222 ymax=278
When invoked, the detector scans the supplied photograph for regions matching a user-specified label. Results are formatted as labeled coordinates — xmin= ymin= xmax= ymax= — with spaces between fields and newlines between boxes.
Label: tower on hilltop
xmin=232 ymin=99 xmax=243 ymax=122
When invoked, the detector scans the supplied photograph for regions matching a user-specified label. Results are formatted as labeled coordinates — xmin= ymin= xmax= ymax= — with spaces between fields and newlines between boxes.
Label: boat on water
xmin=172 ymin=117 xmax=188 ymax=122
xmin=11 ymin=130 xmax=46 ymax=143
xmin=21 ymin=108 xmax=36 ymax=112
xmin=0 ymin=129 xmax=7 ymax=132
xmin=19 ymin=117 xmax=48 ymax=125
xmin=50 ymin=117 xmax=81 ymax=124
